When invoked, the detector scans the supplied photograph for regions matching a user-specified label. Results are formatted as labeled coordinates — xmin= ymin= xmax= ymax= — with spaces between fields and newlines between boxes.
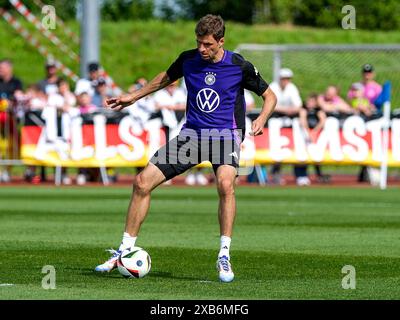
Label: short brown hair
xmin=195 ymin=14 xmax=225 ymax=41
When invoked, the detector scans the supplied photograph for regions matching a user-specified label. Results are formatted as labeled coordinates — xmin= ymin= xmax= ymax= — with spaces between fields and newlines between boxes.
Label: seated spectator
xmin=26 ymin=84 xmax=48 ymax=111
xmin=298 ymin=93 xmax=331 ymax=185
xmin=23 ymin=84 xmax=49 ymax=183
xmin=56 ymin=78 xmax=77 ymax=114
xmin=76 ymin=92 xmax=98 ymax=185
xmin=348 ymin=82 xmax=376 ymax=117
xmin=77 ymin=92 xmax=97 ymax=115
xmin=318 ymin=86 xmax=354 ymax=114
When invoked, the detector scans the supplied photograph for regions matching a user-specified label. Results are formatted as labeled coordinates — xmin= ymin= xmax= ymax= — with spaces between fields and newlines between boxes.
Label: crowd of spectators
xmin=266 ymin=63 xmax=383 ymax=186
xmin=0 ymin=58 xmax=384 ymax=186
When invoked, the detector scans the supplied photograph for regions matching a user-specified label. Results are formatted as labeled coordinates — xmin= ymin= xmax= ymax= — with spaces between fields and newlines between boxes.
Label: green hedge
xmin=292 ymin=0 xmax=400 ymax=30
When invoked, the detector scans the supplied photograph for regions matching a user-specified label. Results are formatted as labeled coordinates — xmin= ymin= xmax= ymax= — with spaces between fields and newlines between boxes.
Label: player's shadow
xmin=150 ymin=271 xmax=214 ymax=282
xmin=81 ymin=268 xmax=214 ymax=282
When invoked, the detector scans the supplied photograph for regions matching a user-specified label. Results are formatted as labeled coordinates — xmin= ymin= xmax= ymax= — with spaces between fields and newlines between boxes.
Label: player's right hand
xmin=106 ymin=94 xmax=135 ymax=111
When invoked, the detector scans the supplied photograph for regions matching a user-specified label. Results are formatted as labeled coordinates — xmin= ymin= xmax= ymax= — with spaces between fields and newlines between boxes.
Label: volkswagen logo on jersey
xmin=204 ymin=72 xmax=216 ymax=85
xmin=196 ymin=88 xmax=220 ymax=113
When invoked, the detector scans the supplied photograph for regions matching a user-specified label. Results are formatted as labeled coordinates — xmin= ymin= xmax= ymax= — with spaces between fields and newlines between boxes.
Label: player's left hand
xmin=250 ymin=118 xmax=265 ymax=136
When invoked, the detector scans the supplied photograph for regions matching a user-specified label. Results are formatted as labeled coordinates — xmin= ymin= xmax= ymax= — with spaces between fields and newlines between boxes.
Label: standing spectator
xmin=298 ymin=93 xmax=330 ymax=185
xmin=0 ymin=59 xmax=23 ymax=182
xmin=92 ymin=78 xmax=111 ymax=109
xmin=269 ymin=68 xmax=303 ymax=185
xmin=348 ymin=64 xmax=382 ymax=182
xmin=348 ymin=64 xmax=382 ymax=109
xmin=37 ymin=60 xmax=60 ymax=95
xmin=75 ymin=62 xmax=114 ymax=97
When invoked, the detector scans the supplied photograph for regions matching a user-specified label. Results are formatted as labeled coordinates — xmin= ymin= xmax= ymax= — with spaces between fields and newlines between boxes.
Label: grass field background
xmin=1 ymin=185 xmax=400 ymax=300
xmin=1 ymin=18 xmax=400 ymax=106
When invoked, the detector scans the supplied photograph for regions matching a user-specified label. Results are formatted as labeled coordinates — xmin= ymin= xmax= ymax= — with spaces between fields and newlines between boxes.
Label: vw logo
xmin=196 ymin=88 xmax=220 ymax=113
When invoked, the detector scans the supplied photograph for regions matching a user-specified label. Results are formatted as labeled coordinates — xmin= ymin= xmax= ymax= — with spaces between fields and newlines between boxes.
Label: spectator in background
xmin=348 ymin=82 xmax=376 ymax=118
xmin=92 ymin=78 xmax=111 ymax=109
xmin=318 ymin=86 xmax=354 ymax=115
xmin=298 ymin=93 xmax=330 ymax=185
xmin=75 ymin=62 xmax=113 ymax=97
xmin=76 ymin=92 xmax=98 ymax=185
xmin=0 ymin=58 xmax=23 ymax=182
xmin=53 ymin=78 xmax=77 ymax=185
xmin=153 ymin=80 xmax=186 ymax=134
xmin=269 ymin=68 xmax=302 ymax=117
xmin=0 ymin=59 xmax=23 ymax=98
xmin=269 ymin=68 xmax=302 ymax=185
xmin=126 ymin=77 xmax=156 ymax=124
xmin=348 ymin=64 xmax=382 ymax=109
xmin=348 ymin=64 xmax=382 ymax=183
xmin=23 ymin=84 xmax=49 ymax=183
xmin=37 ymin=60 xmax=60 ymax=95
xmin=244 ymin=89 xmax=255 ymax=111
xmin=57 ymin=78 xmax=76 ymax=114
xmin=77 ymin=92 xmax=97 ymax=115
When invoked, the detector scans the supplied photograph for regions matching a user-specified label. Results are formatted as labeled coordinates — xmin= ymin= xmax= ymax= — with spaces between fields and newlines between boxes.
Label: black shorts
xmin=150 ymin=132 xmax=241 ymax=181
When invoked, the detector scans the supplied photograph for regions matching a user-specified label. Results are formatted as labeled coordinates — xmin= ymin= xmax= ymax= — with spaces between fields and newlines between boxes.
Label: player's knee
xmin=217 ymin=179 xmax=235 ymax=197
xmin=133 ymin=173 xmax=151 ymax=195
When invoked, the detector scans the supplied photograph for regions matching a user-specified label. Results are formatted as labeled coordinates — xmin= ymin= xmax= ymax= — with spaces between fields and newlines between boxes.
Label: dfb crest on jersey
xmin=204 ymin=72 xmax=216 ymax=85
xmin=196 ymin=88 xmax=220 ymax=113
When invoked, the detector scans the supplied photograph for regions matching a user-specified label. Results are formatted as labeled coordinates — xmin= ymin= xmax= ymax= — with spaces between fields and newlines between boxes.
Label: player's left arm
xmin=240 ymin=58 xmax=277 ymax=136
xmin=251 ymin=87 xmax=277 ymax=136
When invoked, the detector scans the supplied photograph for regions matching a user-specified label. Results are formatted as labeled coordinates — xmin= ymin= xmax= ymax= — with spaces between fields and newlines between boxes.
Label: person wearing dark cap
xmin=75 ymin=62 xmax=103 ymax=97
xmin=347 ymin=64 xmax=383 ymax=183
xmin=348 ymin=64 xmax=382 ymax=108
xmin=92 ymin=77 xmax=111 ymax=108
xmin=37 ymin=60 xmax=60 ymax=95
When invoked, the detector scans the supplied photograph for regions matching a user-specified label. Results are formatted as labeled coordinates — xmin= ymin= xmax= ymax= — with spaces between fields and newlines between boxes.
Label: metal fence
xmin=235 ymin=44 xmax=400 ymax=109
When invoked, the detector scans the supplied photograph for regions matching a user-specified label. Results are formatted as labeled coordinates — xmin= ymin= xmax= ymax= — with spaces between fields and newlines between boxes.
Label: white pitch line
xmin=0 ymin=283 xmax=15 ymax=287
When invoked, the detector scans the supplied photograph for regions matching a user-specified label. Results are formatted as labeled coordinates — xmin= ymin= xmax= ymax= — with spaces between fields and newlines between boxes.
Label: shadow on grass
xmin=79 ymin=268 xmax=215 ymax=282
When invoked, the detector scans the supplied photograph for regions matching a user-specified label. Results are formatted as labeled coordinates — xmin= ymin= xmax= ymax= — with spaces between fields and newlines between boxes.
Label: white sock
xmin=118 ymin=232 xmax=137 ymax=252
xmin=218 ymin=235 xmax=231 ymax=260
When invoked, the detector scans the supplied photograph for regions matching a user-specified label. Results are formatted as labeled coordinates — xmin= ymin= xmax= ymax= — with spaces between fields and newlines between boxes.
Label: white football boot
xmin=94 ymin=249 xmax=121 ymax=272
xmin=217 ymin=255 xmax=234 ymax=283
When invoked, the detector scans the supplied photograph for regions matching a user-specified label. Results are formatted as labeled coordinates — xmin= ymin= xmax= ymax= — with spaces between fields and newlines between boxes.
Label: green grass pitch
xmin=1 ymin=185 xmax=400 ymax=300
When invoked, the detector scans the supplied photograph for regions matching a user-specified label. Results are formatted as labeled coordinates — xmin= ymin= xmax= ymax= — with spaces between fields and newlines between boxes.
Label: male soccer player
xmin=95 ymin=14 xmax=277 ymax=282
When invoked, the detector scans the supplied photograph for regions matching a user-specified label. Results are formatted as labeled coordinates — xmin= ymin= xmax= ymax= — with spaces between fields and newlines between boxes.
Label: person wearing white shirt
xmin=269 ymin=68 xmax=302 ymax=116
xmin=269 ymin=68 xmax=304 ymax=185
xmin=153 ymin=80 xmax=186 ymax=135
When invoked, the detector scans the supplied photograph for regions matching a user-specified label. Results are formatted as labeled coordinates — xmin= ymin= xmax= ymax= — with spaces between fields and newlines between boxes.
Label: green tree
xmin=101 ymin=0 xmax=154 ymax=21
xmin=177 ymin=0 xmax=255 ymax=24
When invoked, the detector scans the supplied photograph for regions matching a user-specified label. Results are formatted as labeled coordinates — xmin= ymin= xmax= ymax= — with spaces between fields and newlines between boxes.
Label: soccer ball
xmin=117 ymin=247 xmax=151 ymax=278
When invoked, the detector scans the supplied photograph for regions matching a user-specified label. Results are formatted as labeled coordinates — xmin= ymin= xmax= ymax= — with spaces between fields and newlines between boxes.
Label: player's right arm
xmin=106 ymin=72 xmax=172 ymax=111
xmin=106 ymin=50 xmax=192 ymax=112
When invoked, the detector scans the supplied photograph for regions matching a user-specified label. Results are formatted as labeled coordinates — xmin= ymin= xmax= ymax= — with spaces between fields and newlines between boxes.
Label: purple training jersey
xmin=166 ymin=49 xmax=269 ymax=140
